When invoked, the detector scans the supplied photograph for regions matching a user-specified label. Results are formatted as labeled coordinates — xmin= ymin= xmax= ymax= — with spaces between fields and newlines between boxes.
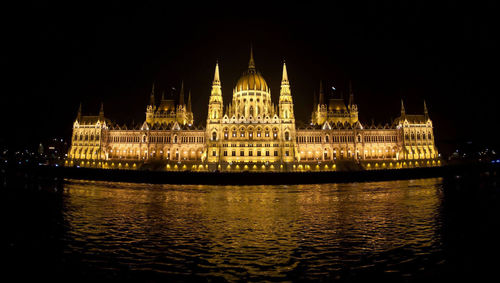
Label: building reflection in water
xmin=62 ymin=178 xmax=444 ymax=280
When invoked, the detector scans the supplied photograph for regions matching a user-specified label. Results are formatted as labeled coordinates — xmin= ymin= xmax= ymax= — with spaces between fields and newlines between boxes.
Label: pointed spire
xmin=179 ymin=81 xmax=185 ymax=105
xmin=319 ymin=81 xmax=325 ymax=105
xmin=313 ymin=91 xmax=317 ymax=111
xmin=424 ymin=100 xmax=428 ymax=119
xmin=150 ymin=82 xmax=155 ymax=105
xmin=401 ymin=99 xmax=406 ymax=116
xmin=281 ymin=61 xmax=289 ymax=84
xmin=280 ymin=61 xmax=291 ymax=98
xmin=77 ymin=103 xmax=82 ymax=120
xmin=213 ymin=61 xmax=221 ymax=85
xmin=248 ymin=44 xmax=255 ymax=70
xmin=187 ymin=90 xmax=192 ymax=112
xmin=210 ymin=61 xmax=222 ymax=98
xmin=99 ymin=102 xmax=104 ymax=117
xmin=348 ymin=80 xmax=354 ymax=107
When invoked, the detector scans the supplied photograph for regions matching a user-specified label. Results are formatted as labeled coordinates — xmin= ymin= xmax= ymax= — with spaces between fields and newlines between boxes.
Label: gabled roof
xmin=77 ymin=115 xmax=111 ymax=125
xmin=394 ymin=114 xmax=428 ymax=124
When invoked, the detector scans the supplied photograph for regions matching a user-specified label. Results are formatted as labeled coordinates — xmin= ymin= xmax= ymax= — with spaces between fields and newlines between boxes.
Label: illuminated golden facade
xmin=67 ymin=49 xmax=440 ymax=171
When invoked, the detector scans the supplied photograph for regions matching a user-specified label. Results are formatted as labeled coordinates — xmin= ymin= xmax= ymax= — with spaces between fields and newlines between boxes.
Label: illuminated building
xmin=67 ymin=49 xmax=440 ymax=171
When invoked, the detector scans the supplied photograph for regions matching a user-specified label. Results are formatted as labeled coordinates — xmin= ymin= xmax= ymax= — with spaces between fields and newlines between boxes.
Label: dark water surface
xmin=2 ymin=173 xmax=499 ymax=282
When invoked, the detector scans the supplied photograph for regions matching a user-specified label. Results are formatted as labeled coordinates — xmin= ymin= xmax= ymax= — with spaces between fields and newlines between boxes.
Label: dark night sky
xmin=4 ymin=1 xmax=497 ymax=156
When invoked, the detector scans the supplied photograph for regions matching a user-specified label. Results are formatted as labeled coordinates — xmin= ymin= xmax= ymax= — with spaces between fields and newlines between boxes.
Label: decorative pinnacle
xmin=319 ymin=81 xmax=324 ymax=105
xmin=348 ymin=80 xmax=354 ymax=106
xmin=179 ymin=81 xmax=185 ymax=105
xmin=77 ymin=102 xmax=82 ymax=118
xmin=213 ymin=61 xmax=220 ymax=85
xmin=99 ymin=102 xmax=104 ymax=116
xmin=282 ymin=61 xmax=289 ymax=83
xmin=187 ymin=90 xmax=192 ymax=112
xmin=149 ymin=82 xmax=155 ymax=106
xmin=401 ymin=99 xmax=406 ymax=115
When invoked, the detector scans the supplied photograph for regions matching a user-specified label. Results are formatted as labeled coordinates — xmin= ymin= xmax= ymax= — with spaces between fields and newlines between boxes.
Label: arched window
xmin=212 ymin=132 xmax=217 ymax=141
xmin=325 ymin=135 xmax=330 ymax=142
xmin=285 ymin=132 xmax=290 ymax=141
xmin=174 ymin=135 xmax=177 ymax=143
xmin=428 ymin=133 xmax=432 ymax=140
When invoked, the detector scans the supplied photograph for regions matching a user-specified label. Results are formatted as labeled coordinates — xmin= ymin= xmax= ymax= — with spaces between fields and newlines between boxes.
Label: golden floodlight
xmin=67 ymin=49 xmax=440 ymax=172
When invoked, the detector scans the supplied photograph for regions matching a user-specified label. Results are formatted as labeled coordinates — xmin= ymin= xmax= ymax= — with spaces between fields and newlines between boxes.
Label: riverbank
xmin=2 ymin=163 xmax=498 ymax=185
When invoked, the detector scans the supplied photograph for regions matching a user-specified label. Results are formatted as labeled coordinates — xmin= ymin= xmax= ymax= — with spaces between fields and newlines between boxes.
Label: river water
xmin=2 ymin=174 xmax=499 ymax=281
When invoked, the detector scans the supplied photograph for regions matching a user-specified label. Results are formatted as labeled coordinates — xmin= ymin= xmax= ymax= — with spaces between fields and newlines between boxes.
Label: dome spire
xmin=248 ymin=44 xmax=255 ymax=70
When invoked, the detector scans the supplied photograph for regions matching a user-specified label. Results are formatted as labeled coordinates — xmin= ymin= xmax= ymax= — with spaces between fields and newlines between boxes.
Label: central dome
xmin=235 ymin=48 xmax=268 ymax=92
xmin=235 ymin=70 xmax=268 ymax=91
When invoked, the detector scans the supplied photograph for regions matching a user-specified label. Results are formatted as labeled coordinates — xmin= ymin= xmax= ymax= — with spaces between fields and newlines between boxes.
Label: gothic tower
xmin=206 ymin=61 xmax=223 ymax=164
xmin=279 ymin=61 xmax=297 ymax=163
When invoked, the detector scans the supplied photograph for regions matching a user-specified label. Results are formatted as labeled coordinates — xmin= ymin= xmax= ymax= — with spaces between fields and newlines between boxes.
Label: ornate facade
xmin=67 ymin=49 xmax=440 ymax=171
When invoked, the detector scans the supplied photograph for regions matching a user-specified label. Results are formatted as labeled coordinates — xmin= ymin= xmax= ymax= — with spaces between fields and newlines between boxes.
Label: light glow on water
xmin=59 ymin=178 xmax=445 ymax=281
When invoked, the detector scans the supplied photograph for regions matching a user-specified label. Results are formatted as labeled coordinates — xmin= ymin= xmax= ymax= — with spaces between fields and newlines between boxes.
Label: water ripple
xmin=54 ymin=178 xmax=447 ymax=280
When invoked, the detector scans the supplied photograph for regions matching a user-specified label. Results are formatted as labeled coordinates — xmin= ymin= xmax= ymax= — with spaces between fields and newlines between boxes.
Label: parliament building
xmin=66 ymin=49 xmax=440 ymax=171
